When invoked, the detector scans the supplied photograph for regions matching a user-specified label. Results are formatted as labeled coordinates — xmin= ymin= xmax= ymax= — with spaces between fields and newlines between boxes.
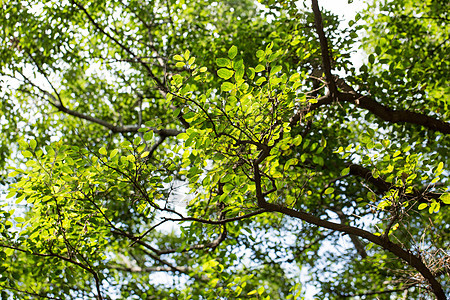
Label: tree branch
xmin=252 ymin=152 xmax=446 ymax=298
xmin=42 ymin=88 xmax=181 ymax=136
xmin=0 ymin=243 xmax=104 ymax=300
xmin=291 ymin=90 xmax=450 ymax=135
xmin=70 ymin=0 xmax=165 ymax=91
xmin=162 ymin=209 xmax=267 ymax=226
xmin=311 ymin=0 xmax=338 ymax=98
xmin=338 ymin=92 xmax=450 ymax=134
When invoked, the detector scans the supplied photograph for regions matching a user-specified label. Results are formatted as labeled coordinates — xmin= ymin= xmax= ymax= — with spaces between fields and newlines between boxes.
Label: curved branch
xmin=252 ymin=153 xmax=446 ymax=298
xmin=257 ymin=201 xmax=446 ymax=298
xmin=290 ymin=91 xmax=450 ymax=135
xmin=339 ymin=92 xmax=450 ymax=134
xmin=259 ymin=196 xmax=446 ymax=299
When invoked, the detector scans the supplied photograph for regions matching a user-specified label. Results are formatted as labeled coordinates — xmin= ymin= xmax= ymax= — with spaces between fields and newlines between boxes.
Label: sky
xmin=322 ymin=0 xmax=367 ymax=20
xmin=323 ymin=0 xmax=368 ymax=70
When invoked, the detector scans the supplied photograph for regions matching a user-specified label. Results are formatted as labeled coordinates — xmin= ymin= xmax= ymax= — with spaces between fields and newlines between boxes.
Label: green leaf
xmin=255 ymin=64 xmax=265 ymax=72
xmin=110 ymin=149 xmax=119 ymax=158
xmin=255 ymin=77 xmax=266 ymax=85
xmin=257 ymin=286 xmax=265 ymax=295
xmin=183 ymin=50 xmax=190 ymax=60
xmin=440 ymin=193 xmax=450 ymax=204
xmin=340 ymin=167 xmax=350 ymax=176
xmin=289 ymin=73 xmax=300 ymax=82
xmin=29 ymin=139 xmax=37 ymax=150
xmin=177 ymin=132 xmax=189 ymax=140
xmin=173 ymin=54 xmax=184 ymax=61
xmin=133 ymin=136 xmax=142 ymax=145
xmin=144 ymin=131 xmax=154 ymax=141
xmin=435 ymin=162 xmax=443 ymax=175
xmin=418 ymin=203 xmax=428 ymax=210
xmin=324 ymin=187 xmax=334 ymax=195
xmin=187 ymin=57 xmax=195 ymax=65
xmin=216 ymin=57 xmax=230 ymax=67
xmin=375 ymin=45 xmax=381 ymax=55
xmin=228 ymin=45 xmax=237 ymax=59
xmin=217 ymin=68 xmax=234 ymax=80
xmin=270 ymin=65 xmax=282 ymax=76
xmin=99 ymin=147 xmax=107 ymax=155
xmin=284 ymin=158 xmax=298 ymax=171
xmin=221 ymin=82 xmax=234 ymax=92
xmin=22 ymin=150 xmax=33 ymax=158
xmin=292 ymin=135 xmax=302 ymax=146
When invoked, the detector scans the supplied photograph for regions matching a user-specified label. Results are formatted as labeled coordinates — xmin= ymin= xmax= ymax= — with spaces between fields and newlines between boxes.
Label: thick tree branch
xmin=290 ymin=90 xmax=450 ymax=135
xmin=339 ymin=92 xmax=450 ymax=134
xmin=256 ymin=201 xmax=446 ymax=299
xmin=252 ymin=153 xmax=446 ymax=299
xmin=311 ymin=0 xmax=338 ymax=98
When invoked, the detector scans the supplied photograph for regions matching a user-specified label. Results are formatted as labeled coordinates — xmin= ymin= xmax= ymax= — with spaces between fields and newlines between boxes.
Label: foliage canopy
xmin=0 ymin=0 xmax=449 ymax=299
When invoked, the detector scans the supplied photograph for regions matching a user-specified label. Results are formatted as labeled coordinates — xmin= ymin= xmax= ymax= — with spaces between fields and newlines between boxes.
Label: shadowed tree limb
xmin=311 ymin=0 xmax=338 ymax=98
xmin=252 ymin=153 xmax=447 ymax=299
xmin=304 ymin=0 xmax=450 ymax=135
xmin=290 ymin=91 xmax=450 ymax=135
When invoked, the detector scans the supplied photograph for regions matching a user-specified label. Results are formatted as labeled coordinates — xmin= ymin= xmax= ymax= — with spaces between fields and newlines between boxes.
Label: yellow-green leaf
xmin=435 ymin=162 xmax=443 ymax=175
xmin=110 ymin=149 xmax=119 ymax=158
xmin=22 ymin=150 xmax=33 ymax=158
xmin=216 ymin=58 xmax=230 ymax=67
xmin=173 ymin=54 xmax=184 ymax=61
xmin=221 ymin=82 xmax=234 ymax=92
xmin=440 ymin=193 xmax=450 ymax=204
xmin=29 ymin=139 xmax=37 ymax=150
xmin=418 ymin=203 xmax=427 ymax=210
xmin=341 ymin=167 xmax=350 ymax=176
xmin=255 ymin=64 xmax=265 ymax=72
xmin=228 ymin=45 xmax=237 ymax=59
xmin=324 ymin=187 xmax=334 ymax=195
xmin=217 ymin=68 xmax=234 ymax=80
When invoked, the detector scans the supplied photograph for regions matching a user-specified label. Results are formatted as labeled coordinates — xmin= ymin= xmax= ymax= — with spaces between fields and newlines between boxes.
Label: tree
xmin=0 ymin=0 xmax=449 ymax=299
